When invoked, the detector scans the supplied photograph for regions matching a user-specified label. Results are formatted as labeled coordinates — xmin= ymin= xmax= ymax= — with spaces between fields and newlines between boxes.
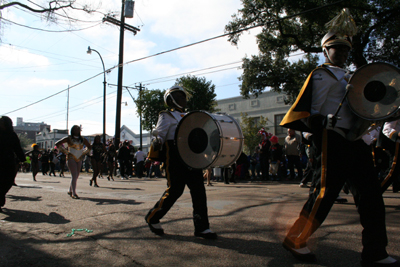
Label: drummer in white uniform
xmin=144 ymin=85 xmax=217 ymax=239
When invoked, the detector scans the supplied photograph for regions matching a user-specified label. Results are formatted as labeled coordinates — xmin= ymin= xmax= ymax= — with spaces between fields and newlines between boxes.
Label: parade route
xmin=1 ymin=172 xmax=399 ymax=267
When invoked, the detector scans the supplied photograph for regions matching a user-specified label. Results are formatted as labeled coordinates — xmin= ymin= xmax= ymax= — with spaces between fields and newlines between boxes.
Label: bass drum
xmin=346 ymin=62 xmax=400 ymax=140
xmin=347 ymin=62 xmax=400 ymax=121
xmin=175 ymin=111 xmax=244 ymax=169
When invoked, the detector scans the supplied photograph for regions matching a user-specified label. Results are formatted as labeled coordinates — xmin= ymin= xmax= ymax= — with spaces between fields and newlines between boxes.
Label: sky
xmin=0 ymin=0 xmax=262 ymax=136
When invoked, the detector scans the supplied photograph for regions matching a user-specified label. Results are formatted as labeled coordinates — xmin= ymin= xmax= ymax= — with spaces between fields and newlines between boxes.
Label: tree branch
xmin=0 ymin=1 xmax=72 ymax=13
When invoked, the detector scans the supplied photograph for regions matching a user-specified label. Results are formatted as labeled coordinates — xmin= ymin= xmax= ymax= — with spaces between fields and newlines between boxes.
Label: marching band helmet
xmin=164 ymin=85 xmax=187 ymax=109
xmin=321 ymin=29 xmax=352 ymax=50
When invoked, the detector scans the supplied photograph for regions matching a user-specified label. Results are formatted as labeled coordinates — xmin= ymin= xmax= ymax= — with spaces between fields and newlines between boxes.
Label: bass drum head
xmin=175 ymin=111 xmax=221 ymax=169
xmin=348 ymin=62 xmax=400 ymax=120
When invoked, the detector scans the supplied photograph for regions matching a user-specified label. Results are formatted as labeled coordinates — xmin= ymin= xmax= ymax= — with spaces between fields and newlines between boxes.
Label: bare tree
xmin=0 ymin=0 xmax=100 ymax=33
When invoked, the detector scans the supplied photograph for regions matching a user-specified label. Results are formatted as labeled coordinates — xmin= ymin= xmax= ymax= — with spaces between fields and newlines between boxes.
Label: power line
xmin=2 ymin=1 xmax=342 ymax=115
xmin=0 ymin=17 xmax=102 ymax=32
xmin=132 ymin=61 xmax=242 ymax=85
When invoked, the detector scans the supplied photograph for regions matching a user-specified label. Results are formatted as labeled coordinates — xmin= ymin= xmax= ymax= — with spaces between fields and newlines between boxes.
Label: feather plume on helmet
xmin=321 ymin=8 xmax=358 ymax=50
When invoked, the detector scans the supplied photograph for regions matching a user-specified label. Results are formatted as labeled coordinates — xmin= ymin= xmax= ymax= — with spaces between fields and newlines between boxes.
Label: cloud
xmin=138 ymin=0 xmax=242 ymax=42
xmin=0 ymin=45 xmax=50 ymax=67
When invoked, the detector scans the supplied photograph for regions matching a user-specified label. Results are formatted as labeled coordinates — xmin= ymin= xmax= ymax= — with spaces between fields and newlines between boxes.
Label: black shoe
xmin=361 ymin=258 xmax=400 ymax=267
xmin=89 ymin=179 xmax=93 ymax=186
xmin=194 ymin=230 xmax=218 ymax=239
xmin=282 ymin=242 xmax=316 ymax=262
xmin=147 ymin=223 xmax=164 ymax=236
xmin=94 ymin=184 xmax=99 ymax=188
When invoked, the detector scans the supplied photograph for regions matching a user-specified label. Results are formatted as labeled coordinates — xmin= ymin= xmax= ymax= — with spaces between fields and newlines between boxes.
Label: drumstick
xmin=334 ymin=84 xmax=353 ymax=117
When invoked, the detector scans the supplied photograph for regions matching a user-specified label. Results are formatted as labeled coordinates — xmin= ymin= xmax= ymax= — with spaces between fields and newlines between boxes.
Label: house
xmin=13 ymin=117 xmax=50 ymax=143
xmin=216 ymin=90 xmax=290 ymax=139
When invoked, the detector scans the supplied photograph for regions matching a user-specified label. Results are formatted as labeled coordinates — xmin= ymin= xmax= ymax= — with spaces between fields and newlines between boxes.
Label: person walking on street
xmin=280 ymin=12 xmax=399 ymax=266
xmin=41 ymin=150 xmax=49 ymax=176
xmin=106 ymin=144 xmax=117 ymax=181
xmin=58 ymin=152 xmax=67 ymax=177
xmin=145 ymin=85 xmax=217 ymax=239
xmin=55 ymin=125 xmax=91 ymax=199
xmin=48 ymin=149 xmax=57 ymax=177
xmin=25 ymin=144 xmax=42 ymax=181
xmin=0 ymin=116 xmax=26 ymax=212
xmin=90 ymin=135 xmax=106 ymax=187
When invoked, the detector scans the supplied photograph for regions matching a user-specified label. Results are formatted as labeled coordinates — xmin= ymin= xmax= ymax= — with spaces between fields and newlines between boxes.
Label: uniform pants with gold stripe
xmin=145 ymin=140 xmax=210 ymax=232
xmin=284 ymin=130 xmax=388 ymax=262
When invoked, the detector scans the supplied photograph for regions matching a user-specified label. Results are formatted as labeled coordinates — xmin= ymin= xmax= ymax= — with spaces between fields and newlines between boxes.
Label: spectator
xmin=250 ymin=147 xmax=261 ymax=180
xmin=269 ymin=135 xmax=283 ymax=181
xmin=135 ymin=148 xmax=145 ymax=178
xmin=117 ymin=141 xmax=130 ymax=179
xmin=258 ymin=128 xmax=271 ymax=180
xmin=284 ymin=128 xmax=303 ymax=181
xmin=128 ymin=141 xmax=136 ymax=178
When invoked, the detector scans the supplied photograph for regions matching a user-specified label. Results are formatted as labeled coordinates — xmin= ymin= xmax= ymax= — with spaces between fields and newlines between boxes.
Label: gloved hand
xmin=323 ymin=114 xmax=339 ymax=130
xmin=152 ymin=137 xmax=162 ymax=151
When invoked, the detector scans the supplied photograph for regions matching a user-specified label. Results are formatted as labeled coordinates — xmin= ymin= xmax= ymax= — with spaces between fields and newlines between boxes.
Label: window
xmin=250 ymin=100 xmax=259 ymax=107
xmin=228 ymin=103 xmax=236 ymax=111
xmin=253 ymin=116 xmax=261 ymax=127
xmin=274 ymin=114 xmax=286 ymax=135
xmin=276 ymin=96 xmax=284 ymax=103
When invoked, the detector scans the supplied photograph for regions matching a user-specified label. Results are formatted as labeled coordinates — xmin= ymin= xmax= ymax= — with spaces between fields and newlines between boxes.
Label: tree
xmin=225 ymin=0 xmax=400 ymax=103
xmin=136 ymin=76 xmax=218 ymax=132
xmin=175 ymin=75 xmax=218 ymax=112
xmin=239 ymin=112 xmax=269 ymax=155
xmin=17 ymin=133 xmax=34 ymax=152
xmin=134 ymin=89 xmax=165 ymax=133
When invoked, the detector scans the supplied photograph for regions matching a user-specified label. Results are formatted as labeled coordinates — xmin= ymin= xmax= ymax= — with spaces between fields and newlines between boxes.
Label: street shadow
xmin=1 ymin=209 xmax=70 ymax=224
xmin=100 ymin=186 xmax=144 ymax=191
xmin=7 ymin=195 xmax=42 ymax=202
xmin=158 ymin=233 xmax=362 ymax=267
xmin=0 ymin=232 xmax=73 ymax=267
xmin=80 ymin=197 xmax=143 ymax=206
xmin=40 ymin=181 xmax=61 ymax=184
xmin=14 ymin=185 xmax=42 ymax=189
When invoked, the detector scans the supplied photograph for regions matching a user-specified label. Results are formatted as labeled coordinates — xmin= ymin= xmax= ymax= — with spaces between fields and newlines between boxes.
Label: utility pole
xmin=108 ymin=82 xmax=144 ymax=149
xmin=114 ymin=0 xmax=126 ymax=148
xmin=135 ymin=83 xmax=143 ymax=149
xmin=102 ymin=0 xmax=140 ymax=148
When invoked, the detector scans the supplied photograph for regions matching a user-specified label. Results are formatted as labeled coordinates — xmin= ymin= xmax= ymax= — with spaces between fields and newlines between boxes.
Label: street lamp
xmin=87 ymin=46 xmax=107 ymax=144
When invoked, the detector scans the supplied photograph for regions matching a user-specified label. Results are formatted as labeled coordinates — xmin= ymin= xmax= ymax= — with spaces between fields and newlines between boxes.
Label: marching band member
xmin=280 ymin=9 xmax=398 ymax=267
xmin=55 ymin=125 xmax=91 ymax=199
xmin=145 ymin=85 xmax=217 ymax=239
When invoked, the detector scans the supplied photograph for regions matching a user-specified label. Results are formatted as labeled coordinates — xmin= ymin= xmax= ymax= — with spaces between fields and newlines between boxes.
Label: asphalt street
xmin=0 ymin=172 xmax=399 ymax=267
